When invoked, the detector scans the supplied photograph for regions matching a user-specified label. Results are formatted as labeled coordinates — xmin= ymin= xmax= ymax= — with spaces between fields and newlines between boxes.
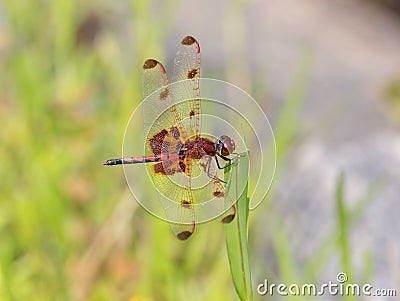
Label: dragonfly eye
xmin=219 ymin=135 xmax=235 ymax=156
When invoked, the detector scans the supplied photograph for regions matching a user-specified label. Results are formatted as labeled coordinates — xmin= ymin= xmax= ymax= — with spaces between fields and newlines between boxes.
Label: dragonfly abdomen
xmin=102 ymin=153 xmax=179 ymax=166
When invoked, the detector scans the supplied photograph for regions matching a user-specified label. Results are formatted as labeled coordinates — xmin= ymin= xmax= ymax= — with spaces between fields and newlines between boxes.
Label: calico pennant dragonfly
xmin=103 ymin=36 xmax=237 ymax=240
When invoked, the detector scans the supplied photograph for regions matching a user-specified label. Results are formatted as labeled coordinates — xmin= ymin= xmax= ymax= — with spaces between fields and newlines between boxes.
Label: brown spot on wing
xmin=153 ymin=162 xmax=165 ymax=174
xmin=159 ymin=87 xmax=170 ymax=101
xmin=153 ymin=160 xmax=173 ymax=175
xmin=177 ymin=231 xmax=193 ymax=240
xmin=221 ymin=214 xmax=235 ymax=223
xmin=189 ymin=110 xmax=195 ymax=117
xmin=180 ymin=200 xmax=191 ymax=208
xmin=213 ymin=190 xmax=225 ymax=198
xmin=151 ymin=126 xmax=184 ymax=155
xmin=149 ymin=129 xmax=168 ymax=154
xmin=143 ymin=59 xmax=158 ymax=69
xmin=187 ymin=68 xmax=199 ymax=79
xmin=153 ymin=159 xmax=184 ymax=175
xmin=181 ymin=36 xmax=196 ymax=46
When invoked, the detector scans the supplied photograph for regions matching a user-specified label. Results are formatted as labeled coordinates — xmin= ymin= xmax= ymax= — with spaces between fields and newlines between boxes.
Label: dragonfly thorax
xmin=179 ymin=135 xmax=235 ymax=159
xmin=180 ymin=137 xmax=216 ymax=159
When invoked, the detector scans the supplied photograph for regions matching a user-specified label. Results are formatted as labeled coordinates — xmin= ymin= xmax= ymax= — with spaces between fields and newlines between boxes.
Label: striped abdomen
xmin=102 ymin=153 xmax=179 ymax=166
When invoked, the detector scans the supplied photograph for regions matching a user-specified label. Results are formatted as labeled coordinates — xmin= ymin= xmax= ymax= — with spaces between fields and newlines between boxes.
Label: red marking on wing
xmin=153 ymin=159 xmax=185 ymax=175
xmin=149 ymin=129 xmax=168 ymax=155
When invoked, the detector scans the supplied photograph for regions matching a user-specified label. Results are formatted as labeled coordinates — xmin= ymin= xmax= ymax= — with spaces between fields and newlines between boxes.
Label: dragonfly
xmin=103 ymin=36 xmax=237 ymax=240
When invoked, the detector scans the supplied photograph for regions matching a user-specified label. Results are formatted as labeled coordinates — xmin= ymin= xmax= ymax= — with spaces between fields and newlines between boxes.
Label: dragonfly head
xmin=218 ymin=135 xmax=235 ymax=156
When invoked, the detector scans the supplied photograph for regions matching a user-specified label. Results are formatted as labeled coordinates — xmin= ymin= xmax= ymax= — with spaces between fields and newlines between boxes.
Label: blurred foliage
xmin=385 ymin=75 xmax=400 ymax=123
xmin=0 ymin=0 xmax=379 ymax=300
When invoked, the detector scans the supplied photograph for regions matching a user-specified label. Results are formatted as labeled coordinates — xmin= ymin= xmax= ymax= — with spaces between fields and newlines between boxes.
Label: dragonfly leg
xmin=215 ymin=153 xmax=233 ymax=169
xmin=200 ymin=155 xmax=227 ymax=184
xmin=216 ymin=152 xmax=242 ymax=169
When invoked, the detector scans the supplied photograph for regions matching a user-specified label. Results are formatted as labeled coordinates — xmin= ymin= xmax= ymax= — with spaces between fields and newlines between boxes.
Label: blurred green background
xmin=1 ymin=0 xmax=400 ymax=300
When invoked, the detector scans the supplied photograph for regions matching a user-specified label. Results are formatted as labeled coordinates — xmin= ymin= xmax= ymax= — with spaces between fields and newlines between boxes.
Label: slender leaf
xmin=224 ymin=152 xmax=252 ymax=301
xmin=336 ymin=173 xmax=351 ymax=277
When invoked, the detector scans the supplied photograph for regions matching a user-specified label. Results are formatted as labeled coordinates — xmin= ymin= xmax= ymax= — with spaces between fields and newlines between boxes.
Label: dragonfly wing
xmin=171 ymin=36 xmax=201 ymax=139
xmin=142 ymin=59 xmax=189 ymax=156
xmin=151 ymin=157 xmax=196 ymax=240
xmin=142 ymin=58 xmax=195 ymax=239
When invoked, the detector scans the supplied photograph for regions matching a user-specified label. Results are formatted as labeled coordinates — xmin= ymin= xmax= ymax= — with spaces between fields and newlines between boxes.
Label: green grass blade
xmin=336 ymin=173 xmax=350 ymax=276
xmin=224 ymin=152 xmax=252 ymax=301
xmin=336 ymin=172 xmax=355 ymax=301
